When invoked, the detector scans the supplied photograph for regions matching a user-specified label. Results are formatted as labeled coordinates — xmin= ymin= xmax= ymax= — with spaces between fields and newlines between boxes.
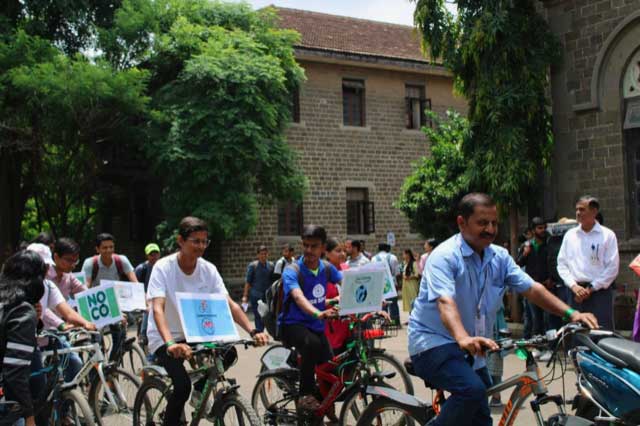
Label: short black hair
xmin=96 ymin=233 xmax=115 ymax=247
xmin=427 ymin=238 xmax=440 ymax=249
xmin=351 ymin=240 xmax=362 ymax=251
xmin=178 ymin=216 xmax=208 ymax=239
xmin=257 ymin=245 xmax=268 ymax=253
xmin=457 ymin=193 xmax=496 ymax=219
xmin=301 ymin=224 xmax=327 ymax=244
xmin=0 ymin=250 xmax=46 ymax=305
xmin=378 ymin=242 xmax=391 ymax=252
xmin=54 ymin=238 xmax=80 ymax=257
xmin=32 ymin=231 xmax=55 ymax=246
xmin=530 ymin=217 xmax=546 ymax=228
xmin=577 ymin=195 xmax=600 ymax=211
xmin=282 ymin=243 xmax=294 ymax=251
xmin=596 ymin=212 xmax=604 ymax=225
xmin=326 ymin=237 xmax=341 ymax=252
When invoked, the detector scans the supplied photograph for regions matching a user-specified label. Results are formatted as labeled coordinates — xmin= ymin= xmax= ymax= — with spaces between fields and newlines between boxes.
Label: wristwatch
xmin=249 ymin=329 xmax=258 ymax=338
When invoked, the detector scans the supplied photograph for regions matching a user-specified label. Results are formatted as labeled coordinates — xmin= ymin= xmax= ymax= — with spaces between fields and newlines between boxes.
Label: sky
xmin=224 ymin=0 xmax=418 ymax=26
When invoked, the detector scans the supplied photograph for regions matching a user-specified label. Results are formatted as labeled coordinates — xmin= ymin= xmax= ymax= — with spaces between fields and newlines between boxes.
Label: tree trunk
xmin=508 ymin=207 xmax=522 ymax=322
xmin=0 ymin=149 xmax=29 ymax=263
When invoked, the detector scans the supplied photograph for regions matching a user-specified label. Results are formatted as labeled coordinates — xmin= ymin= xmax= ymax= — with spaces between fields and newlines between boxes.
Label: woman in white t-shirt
xmin=146 ymin=217 xmax=268 ymax=425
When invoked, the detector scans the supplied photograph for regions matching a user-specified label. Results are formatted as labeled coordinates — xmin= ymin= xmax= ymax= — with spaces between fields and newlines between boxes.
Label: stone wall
xmin=544 ymin=0 xmax=640 ymax=290
xmin=217 ymin=59 xmax=465 ymax=292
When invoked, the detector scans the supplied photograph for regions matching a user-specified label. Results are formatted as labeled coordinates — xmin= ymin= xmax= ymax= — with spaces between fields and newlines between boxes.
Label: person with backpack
xmin=272 ymin=243 xmax=295 ymax=281
xmin=146 ymin=217 xmax=268 ymax=426
xmin=241 ymin=245 xmax=274 ymax=333
xmin=135 ymin=243 xmax=161 ymax=350
xmin=81 ymin=233 xmax=138 ymax=362
xmin=279 ymin=225 xmax=341 ymax=412
xmin=0 ymin=251 xmax=46 ymax=426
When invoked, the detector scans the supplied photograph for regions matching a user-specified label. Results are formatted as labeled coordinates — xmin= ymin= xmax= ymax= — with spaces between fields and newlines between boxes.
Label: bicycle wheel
xmin=355 ymin=397 xmax=431 ymax=426
xmin=251 ymin=370 xmax=298 ymax=421
xmin=366 ymin=352 xmax=414 ymax=395
xmin=133 ymin=377 xmax=169 ymax=426
xmin=89 ymin=367 xmax=141 ymax=426
xmin=120 ymin=342 xmax=148 ymax=375
xmin=339 ymin=386 xmax=384 ymax=426
xmin=60 ymin=388 xmax=97 ymax=426
xmin=211 ymin=394 xmax=261 ymax=426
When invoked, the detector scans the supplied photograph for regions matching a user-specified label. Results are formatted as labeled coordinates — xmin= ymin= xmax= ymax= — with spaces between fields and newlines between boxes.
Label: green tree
xmin=396 ymin=110 xmax=470 ymax=239
xmin=412 ymin=0 xmax=560 ymax=249
xmin=105 ymin=0 xmax=306 ymax=239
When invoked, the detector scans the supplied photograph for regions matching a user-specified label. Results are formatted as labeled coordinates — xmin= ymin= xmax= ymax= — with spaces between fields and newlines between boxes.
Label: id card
xmin=475 ymin=314 xmax=486 ymax=337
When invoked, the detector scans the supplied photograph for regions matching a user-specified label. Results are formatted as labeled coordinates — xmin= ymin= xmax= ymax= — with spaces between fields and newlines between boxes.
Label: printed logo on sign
xmin=312 ymin=284 xmax=324 ymax=299
xmin=355 ymin=285 xmax=368 ymax=303
xmin=199 ymin=300 xmax=209 ymax=314
xmin=200 ymin=318 xmax=216 ymax=335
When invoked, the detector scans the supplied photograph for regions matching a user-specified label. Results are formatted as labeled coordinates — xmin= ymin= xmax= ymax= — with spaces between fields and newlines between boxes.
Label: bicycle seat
xmin=597 ymin=338 xmax=640 ymax=373
xmin=404 ymin=358 xmax=435 ymax=389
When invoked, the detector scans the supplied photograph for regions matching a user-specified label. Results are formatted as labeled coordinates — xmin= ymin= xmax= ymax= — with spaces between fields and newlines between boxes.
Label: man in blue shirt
xmin=279 ymin=225 xmax=341 ymax=412
xmin=242 ymin=245 xmax=274 ymax=332
xmin=408 ymin=193 xmax=598 ymax=426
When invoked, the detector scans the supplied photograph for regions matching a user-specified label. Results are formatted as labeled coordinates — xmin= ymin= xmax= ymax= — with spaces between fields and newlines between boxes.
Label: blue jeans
xmin=249 ymin=293 xmax=265 ymax=332
xmin=412 ymin=343 xmax=492 ymax=426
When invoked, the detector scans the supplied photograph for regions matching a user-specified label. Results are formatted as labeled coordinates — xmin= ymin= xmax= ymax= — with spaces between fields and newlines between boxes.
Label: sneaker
xmin=297 ymin=395 xmax=321 ymax=413
xmin=539 ymin=350 xmax=553 ymax=362
xmin=489 ymin=397 xmax=503 ymax=408
xmin=531 ymin=349 xmax=542 ymax=359
xmin=190 ymin=391 xmax=213 ymax=418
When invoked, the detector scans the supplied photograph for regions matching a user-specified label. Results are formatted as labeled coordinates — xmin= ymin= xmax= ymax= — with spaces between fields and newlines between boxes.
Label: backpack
xmin=91 ymin=254 xmax=127 ymax=284
xmin=261 ymin=260 xmax=332 ymax=340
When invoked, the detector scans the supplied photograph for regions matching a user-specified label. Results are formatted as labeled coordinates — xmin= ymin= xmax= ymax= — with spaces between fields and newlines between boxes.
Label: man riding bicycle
xmin=146 ymin=216 xmax=268 ymax=426
xmin=408 ymin=193 xmax=598 ymax=426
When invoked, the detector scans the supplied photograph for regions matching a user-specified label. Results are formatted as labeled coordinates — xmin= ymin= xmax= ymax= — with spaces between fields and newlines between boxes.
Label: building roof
xmin=273 ymin=7 xmax=431 ymax=64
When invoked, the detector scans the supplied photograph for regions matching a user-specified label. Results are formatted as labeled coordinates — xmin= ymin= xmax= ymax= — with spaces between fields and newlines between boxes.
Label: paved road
xmin=224 ymin=309 xmax=580 ymax=425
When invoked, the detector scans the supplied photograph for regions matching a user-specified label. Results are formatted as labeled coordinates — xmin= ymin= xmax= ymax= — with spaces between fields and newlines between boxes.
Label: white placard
xmin=75 ymin=283 xmax=123 ymax=328
xmin=361 ymin=261 xmax=397 ymax=299
xmin=175 ymin=292 xmax=240 ymax=343
xmin=72 ymin=271 xmax=87 ymax=286
xmin=102 ymin=280 xmax=146 ymax=312
xmin=339 ymin=264 xmax=386 ymax=316
xmin=261 ymin=345 xmax=293 ymax=370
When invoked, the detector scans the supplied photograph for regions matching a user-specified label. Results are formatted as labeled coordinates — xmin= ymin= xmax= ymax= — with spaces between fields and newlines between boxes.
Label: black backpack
xmin=261 ymin=260 xmax=332 ymax=340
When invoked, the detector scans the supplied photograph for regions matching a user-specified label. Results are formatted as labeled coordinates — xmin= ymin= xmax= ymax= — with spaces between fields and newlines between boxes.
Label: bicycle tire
xmin=366 ymin=352 xmax=414 ymax=395
xmin=211 ymin=394 xmax=261 ymax=426
xmin=251 ymin=369 xmax=298 ymax=420
xmin=120 ymin=341 xmax=148 ymax=374
xmin=355 ymin=397 xmax=432 ymax=426
xmin=339 ymin=385 xmax=385 ymax=426
xmin=61 ymin=388 xmax=97 ymax=426
xmin=89 ymin=367 xmax=141 ymax=426
xmin=132 ymin=376 xmax=169 ymax=426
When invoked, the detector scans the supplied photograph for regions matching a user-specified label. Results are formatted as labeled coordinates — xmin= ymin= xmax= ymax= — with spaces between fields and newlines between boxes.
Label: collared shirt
xmin=408 ymin=234 xmax=533 ymax=367
xmin=347 ymin=253 xmax=370 ymax=269
xmin=372 ymin=251 xmax=400 ymax=285
xmin=556 ymin=222 xmax=619 ymax=291
xmin=43 ymin=272 xmax=87 ymax=330
xmin=245 ymin=260 xmax=275 ymax=297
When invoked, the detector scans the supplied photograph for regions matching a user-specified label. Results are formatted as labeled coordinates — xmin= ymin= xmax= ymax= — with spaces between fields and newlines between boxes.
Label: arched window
xmin=624 ymin=49 xmax=640 ymax=234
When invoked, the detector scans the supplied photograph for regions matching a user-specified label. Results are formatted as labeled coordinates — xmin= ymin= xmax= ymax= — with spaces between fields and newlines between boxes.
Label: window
xmin=343 ymin=79 xmax=365 ymax=126
xmin=627 ymin=129 xmax=640 ymax=234
xmin=291 ymin=87 xmax=300 ymax=123
xmin=346 ymin=188 xmax=375 ymax=235
xmin=405 ymin=85 xmax=431 ymax=129
xmin=278 ymin=201 xmax=303 ymax=236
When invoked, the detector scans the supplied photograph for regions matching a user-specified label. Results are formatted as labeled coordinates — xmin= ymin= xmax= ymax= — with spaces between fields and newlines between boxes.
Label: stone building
xmin=542 ymin=0 xmax=640 ymax=296
xmin=217 ymin=7 xmax=465 ymax=290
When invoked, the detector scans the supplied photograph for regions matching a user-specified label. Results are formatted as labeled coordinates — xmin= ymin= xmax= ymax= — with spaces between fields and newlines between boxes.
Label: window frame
xmin=346 ymin=188 xmax=375 ymax=235
xmin=277 ymin=201 xmax=304 ymax=236
xmin=405 ymin=84 xmax=432 ymax=130
xmin=342 ymin=79 xmax=366 ymax=127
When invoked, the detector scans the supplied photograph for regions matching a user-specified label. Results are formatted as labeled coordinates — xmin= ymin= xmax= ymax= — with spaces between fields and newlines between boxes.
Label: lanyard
xmin=464 ymin=256 xmax=490 ymax=318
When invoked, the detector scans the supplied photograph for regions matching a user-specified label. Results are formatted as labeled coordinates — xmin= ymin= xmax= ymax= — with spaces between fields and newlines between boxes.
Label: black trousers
xmin=154 ymin=344 xmax=205 ymax=426
xmin=281 ymin=324 xmax=333 ymax=396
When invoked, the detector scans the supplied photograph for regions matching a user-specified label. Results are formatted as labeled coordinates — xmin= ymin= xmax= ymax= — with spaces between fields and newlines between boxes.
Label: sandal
xmin=297 ymin=395 xmax=321 ymax=412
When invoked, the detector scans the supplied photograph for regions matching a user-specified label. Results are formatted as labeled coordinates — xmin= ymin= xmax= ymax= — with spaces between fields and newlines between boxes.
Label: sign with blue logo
xmin=175 ymin=293 xmax=239 ymax=343
xmin=339 ymin=264 xmax=386 ymax=316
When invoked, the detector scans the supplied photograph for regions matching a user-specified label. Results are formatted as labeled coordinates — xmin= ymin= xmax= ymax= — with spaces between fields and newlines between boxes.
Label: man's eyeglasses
xmin=187 ymin=238 xmax=211 ymax=247
xmin=61 ymin=257 xmax=79 ymax=266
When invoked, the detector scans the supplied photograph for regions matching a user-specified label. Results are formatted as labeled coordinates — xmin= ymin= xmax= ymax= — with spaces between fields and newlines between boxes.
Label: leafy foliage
xmin=396 ymin=111 xmax=470 ymax=238
xmin=410 ymin=0 xmax=560 ymax=215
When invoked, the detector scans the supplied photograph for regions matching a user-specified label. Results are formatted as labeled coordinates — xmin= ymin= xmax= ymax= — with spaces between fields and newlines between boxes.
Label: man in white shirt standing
xmin=557 ymin=195 xmax=619 ymax=330
xmin=146 ymin=216 xmax=268 ymax=425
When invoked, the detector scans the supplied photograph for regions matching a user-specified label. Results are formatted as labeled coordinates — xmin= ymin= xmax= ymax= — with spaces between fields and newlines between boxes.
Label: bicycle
xmin=99 ymin=313 xmax=148 ymax=374
xmin=252 ymin=313 xmax=412 ymax=426
xmin=33 ymin=329 xmax=97 ymax=426
xmin=354 ymin=324 xmax=595 ymax=426
xmin=42 ymin=328 xmax=141 ymax=426
xmin=132 ymin=339 xmax=261 ymax=426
